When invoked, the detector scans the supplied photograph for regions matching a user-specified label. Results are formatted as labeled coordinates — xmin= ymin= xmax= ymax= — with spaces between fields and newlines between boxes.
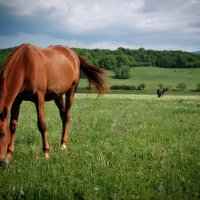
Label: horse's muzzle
xmin=0 ymin=158 xmax=7 ymax=167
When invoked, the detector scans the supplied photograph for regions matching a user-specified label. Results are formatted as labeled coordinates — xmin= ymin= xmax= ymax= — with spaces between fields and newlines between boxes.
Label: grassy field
xmin=79 ymin=67 xmax=200 ymax=94
xmin=0 ymin=94 xmax=199 ymax=199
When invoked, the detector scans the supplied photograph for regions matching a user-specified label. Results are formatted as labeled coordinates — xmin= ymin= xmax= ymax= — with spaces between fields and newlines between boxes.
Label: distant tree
xmin=0 ymin=47 xmax=15 ymax=67
xmin=1 ymin=46 xmax=200 ymax=69
xmin=176 ymin=54 xmax=189 ymax=68
xmin=158 ymin=83 xmax=164 ymax=88
xmin=137 ymin=83 xmax=146 ymax=90
xmin=116 ymin=55 xmax=130 ymax=67
xmin=114 ymin=65 xmax=130 ymax=79
xmin=128 ymin=56 xmax=138 ymax=66
xmin=99 ymin=55 xmax=117 ymax=70
xmin=157 ymin=54 xmax=176 ymax=68
xmin=138 ymin=47 xmax=145 ymax=51
xmin=176 ymin=82 xmax=186 ymax=91
xmin=196 ymin=83 xmax=200 ymax=91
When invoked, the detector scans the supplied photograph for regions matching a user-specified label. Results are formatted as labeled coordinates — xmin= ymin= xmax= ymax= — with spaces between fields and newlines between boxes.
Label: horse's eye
xmin=0 ymin=132 xmax=5 ymax=139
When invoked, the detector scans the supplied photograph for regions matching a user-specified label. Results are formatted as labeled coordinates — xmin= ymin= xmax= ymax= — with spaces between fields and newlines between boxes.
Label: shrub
xmin=114 ymin=65 xmax=130 ymax=79
xmin=111 ymin=85 xmax=135 ymax=90
xmin=176 ymin=82 xmax=186 ymax=91
xmin=158 ymin=83 xmax=164 ymax=88
xmin=196 ymin=83 xmax=200 ymax=91
xmin=137 ymin=83 xmax=146 ymax=90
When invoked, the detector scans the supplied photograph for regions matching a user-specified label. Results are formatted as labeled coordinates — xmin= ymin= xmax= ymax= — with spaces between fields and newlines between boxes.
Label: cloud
xmin=0 ymin=0 xmax=199 ymax=51
xmin=1 ymin=0 xmax=198 ymax=32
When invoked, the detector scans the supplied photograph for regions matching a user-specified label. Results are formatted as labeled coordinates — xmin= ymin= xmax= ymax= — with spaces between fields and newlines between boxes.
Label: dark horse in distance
xmin=157 ymin=88 xmax=168 ymax=97
xmin=0 ymin=43 xmax=107 ymax=165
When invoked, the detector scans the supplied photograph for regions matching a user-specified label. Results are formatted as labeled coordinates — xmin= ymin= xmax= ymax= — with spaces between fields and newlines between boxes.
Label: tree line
xmin=0 ymin=47 xmax=15 ymax=68
xmin=74 ymin=47 xmax=200 ymax=69
xmin=1 ymin=46 xmax=200 ymax=70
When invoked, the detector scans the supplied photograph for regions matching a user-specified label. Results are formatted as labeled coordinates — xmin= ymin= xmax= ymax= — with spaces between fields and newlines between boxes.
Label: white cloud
xmin=0 ymin=0 xmax=66 ymax=16
xmin=1 ymin=0 xmax=199 ymax=34
xmin=0 ymin=0 xmax=199 ymax=50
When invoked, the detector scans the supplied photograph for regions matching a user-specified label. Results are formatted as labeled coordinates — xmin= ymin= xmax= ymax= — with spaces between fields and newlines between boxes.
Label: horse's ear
xmin=0 ymin=107 xmax=8 ymax=121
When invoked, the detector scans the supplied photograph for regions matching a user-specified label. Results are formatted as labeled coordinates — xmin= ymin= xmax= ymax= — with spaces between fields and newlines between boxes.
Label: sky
xmin=0 ymin=0 xmax=200 ymax=51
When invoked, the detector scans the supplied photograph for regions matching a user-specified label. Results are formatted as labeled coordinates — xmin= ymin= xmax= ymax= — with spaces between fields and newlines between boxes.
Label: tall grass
xmin=0 ymin=94 xmax=199 ymax=199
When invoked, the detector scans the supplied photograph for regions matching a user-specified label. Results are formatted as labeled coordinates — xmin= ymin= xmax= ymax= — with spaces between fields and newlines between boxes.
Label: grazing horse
xmin=0 ymin=43 xmax=107 ymax=164
xmin=157 ymin=88 xmax=168 ymax=97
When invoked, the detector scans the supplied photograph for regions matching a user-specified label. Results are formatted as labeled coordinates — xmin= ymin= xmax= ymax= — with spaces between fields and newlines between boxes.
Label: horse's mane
xmin=0 ymin=44 xmax=25 ymax=102
xmin=0 ymin=44 xmax=25 ymax=79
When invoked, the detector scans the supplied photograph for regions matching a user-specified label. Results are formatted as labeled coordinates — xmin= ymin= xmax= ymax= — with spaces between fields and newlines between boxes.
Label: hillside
xmin=192 ymin=51 xmax=200 ymax=55
xmin=78 ymin=67 xmax=200 ymax=94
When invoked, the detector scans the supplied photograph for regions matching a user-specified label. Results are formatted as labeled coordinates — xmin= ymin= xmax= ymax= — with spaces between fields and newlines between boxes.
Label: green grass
xmin=79 ymin=67 xmax=200 ymax=94
xmin=0 ymin=94 xmax=200 ymax=199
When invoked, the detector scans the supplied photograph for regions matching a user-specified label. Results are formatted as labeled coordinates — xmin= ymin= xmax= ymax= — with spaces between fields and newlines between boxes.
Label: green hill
xmin=79 ymin=67 xmax=200 ymax=94
xmin=192 ymin=51 xmax=200 ymax=55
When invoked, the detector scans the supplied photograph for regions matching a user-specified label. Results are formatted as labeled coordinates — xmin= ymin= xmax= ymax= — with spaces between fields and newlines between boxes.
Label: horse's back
xmin=19 ymin=44 xmax=80 ymax=99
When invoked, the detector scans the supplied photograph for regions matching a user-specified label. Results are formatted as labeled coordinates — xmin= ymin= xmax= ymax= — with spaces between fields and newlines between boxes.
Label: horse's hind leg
xmin=60 ymin=85 xmax=77 ymax=149
xmin=54 ymin=96 xmax=65 ymax=143
xmin=35 ymin=92 xmax=50 ymax=158
xmin=7 ymin=99 xmax=22 ymax=160
xmin=55 ymin=95 xmax=65 ymax=123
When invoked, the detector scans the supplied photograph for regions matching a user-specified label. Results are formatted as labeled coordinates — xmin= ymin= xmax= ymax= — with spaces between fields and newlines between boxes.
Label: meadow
xmin=79 ymin=67 xmax=200 ymax=94
xmin=0 ymin=94 xmax=199 ymax=199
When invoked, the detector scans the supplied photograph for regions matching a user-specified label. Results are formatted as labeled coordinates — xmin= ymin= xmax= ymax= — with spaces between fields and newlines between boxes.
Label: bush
xmin=114 ymin=65 xmax=130 ymax=79
xmin=137 ymin=83 xmax=146 ymax=90
xmin=111 ymin=85 xmax=135 ymax=90
xmin=110 ymin=84 xmax=147 ymax=91
xmin=176 ymin=82 xmax=186 ymax=91
xmin=158 ymin=83 xmax=164 ymax=88
xmin=196 ymin=83 xmax=200 ymax=91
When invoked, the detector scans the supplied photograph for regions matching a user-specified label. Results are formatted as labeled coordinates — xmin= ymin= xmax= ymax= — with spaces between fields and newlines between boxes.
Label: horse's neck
xmin=0 ymin=69 xmax=23 ymax=111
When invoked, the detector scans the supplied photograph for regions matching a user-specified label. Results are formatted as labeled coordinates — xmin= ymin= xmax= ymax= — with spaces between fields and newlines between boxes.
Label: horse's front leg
xmin=7 ymin=99 xmax=22 ymax=161
xmin=35 ymin=92 xmax=50 ymax=159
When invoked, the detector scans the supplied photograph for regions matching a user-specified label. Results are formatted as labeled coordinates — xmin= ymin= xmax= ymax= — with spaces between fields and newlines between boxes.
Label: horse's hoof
xmin=61 ymin=144 xmax=67 ymax=150
xmin=44 ymin=152 xmax=50 ymax=159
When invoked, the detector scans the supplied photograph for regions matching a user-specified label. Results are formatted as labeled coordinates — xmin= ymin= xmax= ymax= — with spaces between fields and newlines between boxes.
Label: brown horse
xmin=0 ymin=43 xmax=107 ymax=165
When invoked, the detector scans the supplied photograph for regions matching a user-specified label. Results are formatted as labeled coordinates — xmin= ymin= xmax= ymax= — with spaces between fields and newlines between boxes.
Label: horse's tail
xmin=163 ymin=88 xmax=168 ymax=92
xmin=77 ymin=54 xmax=108 ymax=96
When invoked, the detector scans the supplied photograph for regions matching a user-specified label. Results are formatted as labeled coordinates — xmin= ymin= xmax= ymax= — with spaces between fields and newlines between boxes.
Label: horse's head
xmin=0 ymin=107 xmax=10 ymax=165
